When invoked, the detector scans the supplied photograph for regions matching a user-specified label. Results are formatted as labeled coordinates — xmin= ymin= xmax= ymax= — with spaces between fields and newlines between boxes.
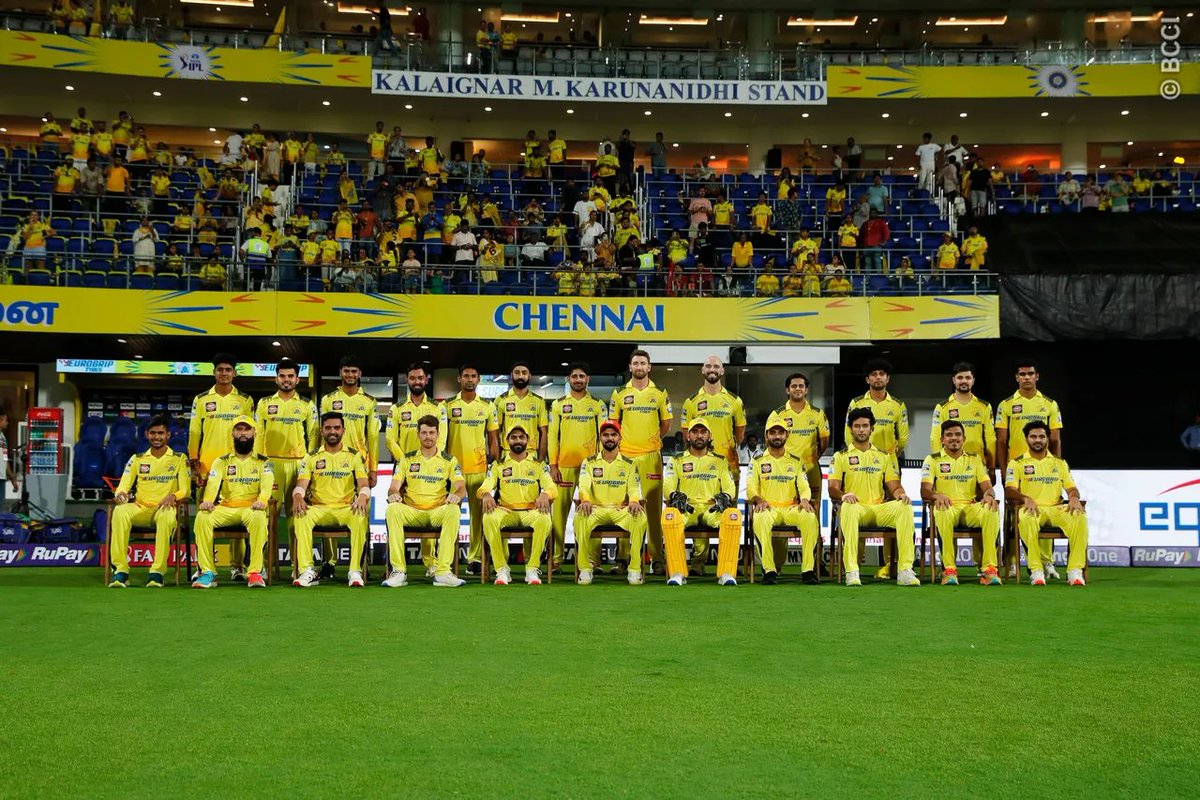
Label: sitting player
xmin=574 ymin=421 xmax=648 ymax=585
xmin=747 ymin=420 xmax=820 ymax=585
xmin=478 ymin=426 xmax=557 ymax=585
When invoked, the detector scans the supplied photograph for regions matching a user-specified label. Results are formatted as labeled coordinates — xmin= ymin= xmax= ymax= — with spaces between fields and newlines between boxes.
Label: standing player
xmin=385 ymin=362 xmax=447 ymax=576
xmin=383 ymin=414 xmax=467 ymax=588
xmin=680 ymin=355 xmax=746 ymax=574
xmin=995 ymin=358 xmax=1063 ymax=579
xmin=747 ymin=421 xmax=820 ymax=585
xmin=108 ymin=416 xmax=190 ymax=588
xmin=254 ymin=359 xmax=318 ymax=569
xmin=495 ymin=361 xmax=549 ymax=460
xmin=829 ymin=408 xmax=918 ymax=586
xmin=188 ymin=353 xmax=254 ymax=581
xmin=574 ymin=421 xmax=647 ymax=585
xmin=319 ymin=355 xmax=379 ymax=580
xmin=1004 ymin=421 xmax=1088 ymax=586
xmin=609 ymin=349 xmax=672 ymax=573
xmin=445 ymin=363 xmax=500 ymax=574
xmin=548 ymin=362 xmax=606 ymax=572
xmin=661 ymin=419 xmax=741 ymax=586
xmin=478 ymin=426 xmax=557 ymax=585
xmin=843 ymin=358 xmax=909 ymax=579
xmin=929 ymin=361 xmax=996 ymax=478
xmin=291 ymin=412 xmax=371 ymax=588
xmin=920 ymin=420 xmax=1002 ymax=586
xmin=192 ymin=416 xmax=273 ymax=589
xmin=765 ymin=372 xmax=830 ymax=576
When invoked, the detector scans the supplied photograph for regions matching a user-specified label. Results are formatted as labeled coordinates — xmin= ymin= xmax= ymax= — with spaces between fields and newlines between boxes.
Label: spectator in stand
xmin=333 ymin=201 xmax=356 ymax=254
xmin=831 ymin=145 xmax=844 ymax=182
xmin=218 ymin=143 xmax=239 ymax=169
xmin=18 ymin=212 xmax=55 ymax=274
xmin=710 ymin=192 xmax=735 ymax=249
xmin=939 ymin=156 xmax=960 ymax=204
xmin=866 ymin=175 xmax=889 ymax=214
xmin=777 ymin=187 xmax=802 ymax=235
xmin=943 ymin=134 xmax=967 ymax=170
xmin=837 ymin=214 xmax=859 ymax=269
xmin=852 ymin=194 xmax=871 ymax=229
xmin=104 ymin=156 xmax=132 ymax=216
xmin=588 ymin=180 xmax=611 ymax=222
xmin=967 ymin=159 xmax=993 ymax=217
xmin=732 ymin=232 xmax=754 ymax=271
xmin=596 ymin=143 xmax=619 ymax=196
xmin=645 ymin=132 xmax=668 ymax=178
xmin=798 ymin=138 xmax=819 ymax=174
xmin=1106 ymin=172 xmax=1131 ymax=213
xmin=1020 ymin=164 xmax=1042 ymax=203
xmin=683 ymin=186 xmax=713 ymax=239
xmin=962 ymin=226 xmax=988 ymax=270
xmin=825 ymin=265 xmax=853 ymax=297
xmin=468 ymin=150 xmax=490 ymax=186
xmin=521 ymin=231 xmax=548 ymax=268
xmin=916 ymin=132 xmax=941 ymax=195
xmin=78 ymin=156 xmax=104 ymax=214
xmin=1151 ymin=170 xmax=1175 ymax=202
xmin=356 ymin=201 xmax=381 ymax=255
xmin=579 ymin=210 xmax=604 ymax=252
xmin=859 ymin=209 xmax=889 ymax=274
xmin=616 ymin=130 xmax=636 ymax=195
xmin=777 ymin=167 xmax=796 ymax=200
xmin=263 ymin=133 xmax=282 ymax=180
xmin=1057 ymin=171 xmax=1081 ymax=208
xmin=132 ymin=216 xmax=158 ymax=275
xmin=845 ymin=137 xmax=863 ymax=180
xmin=500 ymin=24 xmax=518 ymax=62
xmin=39 ymin=112 xmax=62 ymax=142
xmin=715 ymin=264 xmax=741 ymax=297
xmin=546 ymin=130 xmax=567 ymax=179
xmin=824 ymin=180 xmax=847 ymax=223
xmin=451 ymin=219 xmax=478 ymax=280
xmin=935 ymin=232 xmax=960 ymax=270
xmin=52 ymin=156 xmax=79 ymax=214
xmin=1130 ymin=170 xmax=1152 ymax=197
xmin=401 ymin=248 xmax=423 ymax=292
xmin=781 ymin=262 xmax=804 ymax=297
xmin=755 ymin=259 xmax=779 ymax=297
xmin=1080 ymin=175 xmax=1101 ymax=212
xmin=198 ymin=252 xmax=227 ymax=290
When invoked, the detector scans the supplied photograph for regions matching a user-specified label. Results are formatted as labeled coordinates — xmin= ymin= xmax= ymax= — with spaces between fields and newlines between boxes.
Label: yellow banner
xmin=0 ymin=30 xmax=370 ymax=87
xmin=827 ymin=63 xmax=1200 ymax=99
xmin=0 ymin=287 xmax=999 ymax=341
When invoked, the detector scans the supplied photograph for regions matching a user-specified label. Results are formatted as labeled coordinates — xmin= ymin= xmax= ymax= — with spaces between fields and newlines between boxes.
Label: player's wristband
xmin=358 ymin=488 xmax=371 ymax=496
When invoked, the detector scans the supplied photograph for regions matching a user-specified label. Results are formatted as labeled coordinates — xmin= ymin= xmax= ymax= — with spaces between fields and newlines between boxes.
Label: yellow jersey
xmin=664 ymin=452 xmax=735 ymax=506
xmin=929 ymin=394 xmax=996 ymax=461
xmin=333 ymin=210 xmax=354 ymax=239
xmin=116 ymin=448 xmax=190 ymax=508
xmin=445 ymin=392 xmax=499 ymax=475
xmin=995 ymin=391 xmax=1063 ymax=461
xmin=791 ymin=236 xmax=819 ymax=265
xmin=838 ymin=223 xmax=858 ymax=248
xmin=681 ymin=387 xmax=746 ymax=464
xmin=54 ymin=166 xmax=79 ymax=193
xmin=936 ymin=243 xmax=960 ymax=270
xmin=386 ymin=395 xmax=447 ymax=462
xmin=150 ymin=173 xmax=170 ymax=197
xmin=300 ymin=240 xmax=320 ymax=265
xmin=254 ymin=393 xmax=319 ymax=460
xmin=548 ymin=393 xmax=607 ymax=470
xmin=609 ymin=380 xmax=672 ymax=457
xmin=844 ymin=392 xmax=909 ymax=455
xmin=393 ymin=450 xmax=462 ymax=509
xmin=92 ymin=132 xmax=113 ymax=157
xmin=747 ymin=452 xmax=810 ymax=506
xmin=578 ymin=453 xmax=642 ymax=507
xmin=111 ymin=119 xmax=132 ymax=145
xmin=755 ymin=273 xmax=779 ymax=296
xmin=299 ymin=447 xmax=368 ymax=506
xmin=826 ymin=187 xmax=847 ymax=214
xmin=203 ymin=453 xmax=274 ymax=508
xmin=548 ymin=138 xmax=567 ymax=164
xmin=367 ymin=132 xmax=388 ymax=160
xmin=495 ymin=389 xmax=549 ymax=455
xmin=962 ymin=235 xmax=988 ymax=269
xmin=420 ymin=147 xmax=442 ymax=175
xmin=320 ymin=388 xmax=380 ymax=471
xmin=766 ymin=402 xmax=830 ymax=468
xmin=830 ymin=446 xmax=898 ymax=505
xmin=596 ymin=154 xmax=619 ymax=178
xmin=920 ymin=450 xmax=989 ymax=505
xmin=712 ymin=201 xmax=734 ymax=226
xmin=477 ymin=455 xmax=557 ymax=510
xmin=188 ymin=385 xmax=255 ymax=475
xmin=751 ymin=203 xmax=773 ymax=231
xmin=70 ymin=133 xmax=91 ymax=160
xmin=1005 ymin=453 xmax=1076 ymax=507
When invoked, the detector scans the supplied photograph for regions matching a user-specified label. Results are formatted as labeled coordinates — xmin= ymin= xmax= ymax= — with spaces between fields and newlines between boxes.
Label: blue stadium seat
xmin=79 ymin=417 xmax=108 ymax=444
xmin=73 ymin=440 xmax=107 ymax=489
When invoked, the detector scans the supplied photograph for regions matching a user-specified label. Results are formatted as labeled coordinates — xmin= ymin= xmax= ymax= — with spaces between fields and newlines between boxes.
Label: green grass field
xmin=2 ymin=566 xmax=1198 ymax=798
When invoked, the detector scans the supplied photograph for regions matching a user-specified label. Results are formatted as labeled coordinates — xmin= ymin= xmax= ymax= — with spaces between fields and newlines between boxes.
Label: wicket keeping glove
xmin=666 ymin=491 xmax=694 ymax=514
xmin=708 ymin=492 xmax=736 ymax=513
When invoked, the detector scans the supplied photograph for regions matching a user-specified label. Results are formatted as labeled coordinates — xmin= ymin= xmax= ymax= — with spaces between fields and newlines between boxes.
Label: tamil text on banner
xmin=0 ymin=31 xmax=370 ymax=86
xmin=372 ymin=70 xmax=827 ymax=104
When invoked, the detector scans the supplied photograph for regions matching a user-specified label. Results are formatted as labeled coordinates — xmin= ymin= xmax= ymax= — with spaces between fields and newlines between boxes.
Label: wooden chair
xmin=1006 ymin=502 xmax=1088 ymax=584
xmin=829 ymin=500 xmax=902 ymax=584
xmin=103 ymin=499 xmax=190 ymax=586
xmin=205 ymin=501 xmax=278 ymax=585
xmin=574 ymin=524 xmax=634 ymax=583
xmin=290 ymin=526 xmax=370 ymax=582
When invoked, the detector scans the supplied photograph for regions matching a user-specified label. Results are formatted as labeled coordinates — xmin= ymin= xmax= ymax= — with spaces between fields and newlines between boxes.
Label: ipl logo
xmin=165 ymin=45 xmax=215 ymax=81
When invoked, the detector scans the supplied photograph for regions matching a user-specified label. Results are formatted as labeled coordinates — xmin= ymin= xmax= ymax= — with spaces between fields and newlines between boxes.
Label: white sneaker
xmin=347 ymin=570 xmax=365 ymax=588
xmin=525 ymin=568 xmax=542 ymax=585
xmin=494 ymin=566 xmax=511 ymax=585
xmin=1044 ymin=563 xmax=1061 ymax=581
xmin=1029 ymin=569 xmax=1046 ymax=586
xmin=896 ymin=568 xmax=921 ymax=587
xmin=577 ymin=569 xmax=594 ymax=585
xmin=717 ymin=573 xmax=737 ymax=586
xmin=381 ymin=571 xmax=408 ymax=588
xmin=433 ymin=572 xmax=467 ymax=587
xmin=230 ymin=566 xmax=246 ymax=583
xmin=845 ymin=569 xmax=862 ymax=587
xmin=1067 ymin=568 xmax=1086 ymax=586
xmin=627 ymin=570 xmax=644 ymax=585
xmin=666 ymin=573 xmax=685 ymax=586
xmin=1006 ymin=564 xmax=1018 ymax=579
xmin=293 ymin=567 xmax=320 ymax=587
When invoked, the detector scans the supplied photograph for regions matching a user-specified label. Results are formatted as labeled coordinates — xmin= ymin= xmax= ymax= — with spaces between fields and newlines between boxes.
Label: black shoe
xmin=763 ymin=570 xmax=778 ymax=585
xmin=801 ymin=570 xmax=820 ymax=585
xmin=318 ymin=563 xmax=336 ymax=581
xmin=466 ymin=561 xmax=482 ymax=575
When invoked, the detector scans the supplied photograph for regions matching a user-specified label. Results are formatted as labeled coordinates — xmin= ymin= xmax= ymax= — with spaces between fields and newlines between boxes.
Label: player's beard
xmin=408 ymin=383 xmax=425 ymax=398
xmin=704 ymin=373 xmax=722 ymax=384
xmin=233 ymin=438 xmax=254 ymax=455
xmin=602 ymin=440 xmax=619 ymax=452
xmin=509 ymin=441 xmax=527 ymax=454
xmin=512 ymin=378 xmax=529 ymax=390
xmin=767 ymin=436 xmax=786 ymax=450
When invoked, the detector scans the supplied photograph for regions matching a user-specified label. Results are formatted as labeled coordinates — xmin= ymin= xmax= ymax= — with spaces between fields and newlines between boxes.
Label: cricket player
xmin=548 ymin=362 xmax=606 ymax=571
xmin=319 ymin=355 xmax=379 ymax=579
xmin=385 ymin=362 xmax=448 ymax=576
xmin=829 ymin=408 xmax=918 ymax=586
xmin=446 ymin=363 xmax=500 ymax=574
xmin=495 ymin=361 xmax=549 ymax=459
xmin=681 ymin=355 xmax=746 ymax=568
xmin=108 ymin=416 xmax=190 ymax=588
xmin=928 ymin=361 xmax=996 ymax=473
xmin=188 ymin=353 xmax=254 ymax=581
xmin=383 ymin=414 xmax=467 ymax=588
xmin=254 ymin=358 xmax=318 ymax=569
xmin=192 ymin=416 xmax=273 ymax=589
xmin=843 ymin=358 xmax=909 ymax=579
xmin=995 ymin=358 xmax=1063 ymax=579
xmin=574 ymin=420 xmax=647 ymax=585
xmin=765 ymin=372 xmax=830 ymax=576
xmin=661 ymin=419 xmax=742 ymax=586
xmin=747 ymin=420 xmax=820 ymax=585
xmin=291 ymin=412 xmax=371 ymax=588
xmin=478 ymin=426 xmax=557 ymax=585
xmin=609 ymin=349 xmax=672 ymax=573
xmin=1004 ymin=420 xmax=1088 ymax=586
xmin=920 ymin=419 xmax=1002 ymax=586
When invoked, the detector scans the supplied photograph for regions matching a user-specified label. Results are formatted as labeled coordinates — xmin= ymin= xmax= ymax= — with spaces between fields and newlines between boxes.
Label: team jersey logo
xmin=409 ymin=463 xmax=421 ymax=472
xmin=682 ymin=462 xmax=694 ymax=473
xmin=401 ymin=411 xmax=411 ymax=421
xmin=592 ymin=467 xmax=604 ymax=477
xmin=785 ymin=417 xmax=794 ymax=427
xmin=315 ymin=459 xmax=326 ymax=470
xmin=623 ymin=395 xmax=634 ymax=405
xmin=1024 ymin=465 xmax=1036 ymax=475
xmin=451 ymin=407 xmax=463 ymax=417
xmin=139 ymin=463 xmax=151 ymax=474
xmin=849 ymin=456 xmax=860 ymax=465
xmin=332 ymin=401 xmax=344 ymax=411
xmin=502 ymin=467 xmax=513 ymax=477
xmin=696 ymin=400 xmax=708 ymax=412
xmin=1012 ymin=404 xmax=1023 ymax=414
xmin=940 ymin=463 xmax=952 ymax=473
xmin=267 ymin=404 xmax=279 ymax=414
xmin=948 ymin=408 xmax=959 ymax=419
xmin=761 ymin=463 xmax=772 ymax=473
xmin=563 ymin=404 xmax=573 ymax=413
xmin=227 ymin=465 xmax=238 ymax=476
xmin=205 ymin=401 xmax=217 ymax=412
xmin=506 ymin=402 xmax=516 ymax=412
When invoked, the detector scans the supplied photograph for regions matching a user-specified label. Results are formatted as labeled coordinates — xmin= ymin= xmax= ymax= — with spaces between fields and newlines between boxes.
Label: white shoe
xmin=230 ymin=566 xmax=246 ymax=583
xmin=896 ymin=568 xmax=921 ymax=587
xmin=382 ymin=571 xmax=408 ymax=587
xmin=627 ymin=570 xmax=644 ymax=585
xmin=347 ymin=570 xmax=365 ymax=588
xmin=845 ymin=569 xmax=862 ymax=587
xmin=525 ymin=568 xmax=542 ymax=585
xmin=577 ymin=569 xmax=594 ymax=585
xmin=1044 ymin=563 xmax=1061 ymax=581
xmin=494 ymin=566 xmax=511 ymax=586
xmin=1006 ymin=564 xmax=1018 ymax=579
xmin=666 ymin=573 xmax=685 ymax=586
xmin=433 ymin=572 xmax=467 ymax=587
xmin=293 ymin=567 xmax=320 ymax=587
xmin=1067 ymin=568 xmax=1086 ymax=586
xmin=717 ymin=573 xmax=737 ymax=586
xmin=1029 ymin=569 xmax=1046 ymax=586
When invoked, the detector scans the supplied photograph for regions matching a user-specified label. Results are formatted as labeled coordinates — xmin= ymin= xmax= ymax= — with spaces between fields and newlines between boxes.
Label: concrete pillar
xmin=1059 ymin=9 xmax=1086 ymax=48
xmin=436 ymin=1 xmax=464 ymax=72
xmin=745 ymin=10 xmax=775 ymax=78
xmin=1060 ymin=129 xmax=1089 ymax=174
xmin=746 ymin=129 xmax=776 ymax=176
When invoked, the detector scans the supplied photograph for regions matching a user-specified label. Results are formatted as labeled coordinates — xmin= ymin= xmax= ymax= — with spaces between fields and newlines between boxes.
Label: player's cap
xmin=599 ymin=420 xmax=621 ymax=434
xmin=765 ymin=417 xmax=788 ymax=433
xmin=686 ymin=418 xmax=711 ymax=432
xmin=232 ymin=415 xmax=256 ymax=430
xmin=506 ymin=424 xmax=529 ymax=437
